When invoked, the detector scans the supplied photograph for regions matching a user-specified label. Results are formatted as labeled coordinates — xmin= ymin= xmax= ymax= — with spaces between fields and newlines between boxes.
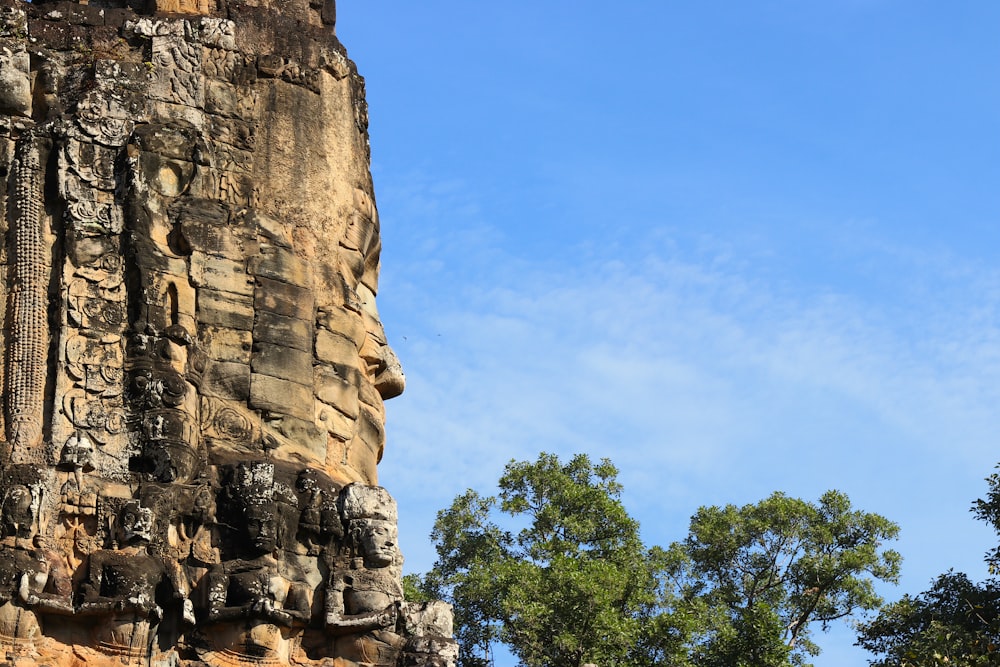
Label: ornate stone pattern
xmin=7 ymin=136 xmax=48 ymax=459
xmin=0 ymin=1 xmax=454 ymax=665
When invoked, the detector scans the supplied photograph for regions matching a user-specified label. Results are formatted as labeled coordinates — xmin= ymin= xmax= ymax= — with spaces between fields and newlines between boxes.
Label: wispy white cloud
xmin=375 ymin=172 xmax=1000 ymax=614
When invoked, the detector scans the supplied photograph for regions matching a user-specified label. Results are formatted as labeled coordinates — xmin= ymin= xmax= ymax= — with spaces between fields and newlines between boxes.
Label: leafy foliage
xmin=410 ymin=453 xmax=901 ymax=667
xmin=668 ymin=491 xmax=901 ymax=666
xmin=409 ymin=453 xmax=663 ymax=667
xmin=972 ymin=464 xmax=1000 ymax=574
xmin=858 ymin=464 xmax=1000 ymax=666
xmin=856 ymin=572 xmax=1000 ymax=666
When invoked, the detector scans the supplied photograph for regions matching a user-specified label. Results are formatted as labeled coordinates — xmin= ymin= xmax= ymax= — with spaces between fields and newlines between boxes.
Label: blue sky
xmin=338 ymin=3 xmax=1000 ymax=664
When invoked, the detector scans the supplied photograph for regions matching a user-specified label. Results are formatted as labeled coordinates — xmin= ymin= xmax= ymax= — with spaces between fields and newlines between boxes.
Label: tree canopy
xmin=857 ymin=463 xmax=1000 ymax=665
xmin=856 ymin=571 xmax=1000 ymax=666
xmin=408 ymin=453 xmax=901 ymax=667
xmin=410 ymin=453 xmax=662 ymax=667
xmin=667 ymin=490 xmax=901 ymax=666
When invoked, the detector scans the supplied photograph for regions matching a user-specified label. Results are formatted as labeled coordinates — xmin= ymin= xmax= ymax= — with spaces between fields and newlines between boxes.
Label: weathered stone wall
xmin=0 ymin=1 xmax=455 ymax=664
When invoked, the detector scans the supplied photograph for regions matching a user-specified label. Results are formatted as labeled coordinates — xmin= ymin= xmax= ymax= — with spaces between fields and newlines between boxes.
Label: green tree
xmin=668 ymin=491 xmax=902 ymax=666
xmin=409 ymin=453 xmax=666 ymax=667
xmin=856 ymin=572 xmax=1000 ymax=666
xmin=973 ymin=464 xmax=1000 ymax=574
xmin=857 ymin=464 xmax=1000 ymax=665
xmin=410 ymin=454 xmax=901 ymax=667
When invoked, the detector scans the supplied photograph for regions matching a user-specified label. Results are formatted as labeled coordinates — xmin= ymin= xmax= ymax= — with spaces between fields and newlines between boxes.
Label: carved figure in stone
xmin=296 ymin=468 xmax=343 ymax=556
xmin=324 ymin=485 xmax=405 ymax=664
xmin=58 ymin=432 xmax=95 ymax=491
xmin=171 ymin=479 xmax=220 ymax=566
xmin=0 ymin=481 xmax=73 ymax=654
xmin=126 ymin=328 xmax=203 ymax=483
xmin=135 ymin=481 xmax=209 ymax=613
xmin=201 ymin=462 xmax=312 ymax=664
xmin=77 ymin=500 xmax=187 ymax=662
xmin=399 ymin=602 xmax=459 ymax=667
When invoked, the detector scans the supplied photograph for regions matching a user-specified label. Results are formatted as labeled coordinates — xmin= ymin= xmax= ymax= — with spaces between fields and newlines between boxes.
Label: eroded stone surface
xmin=0 ymin=1 xmax=454 ymax=664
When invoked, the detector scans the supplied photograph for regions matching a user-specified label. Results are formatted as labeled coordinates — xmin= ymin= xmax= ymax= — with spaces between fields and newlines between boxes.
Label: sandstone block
xmin=249 ymin=372 xmax=313 ymax=421
xmin=315 ymin=400 xmax=355 ymax=442
xmin=184 ymin=223 xmax=246 ymax=260
xmin=197 ymin=288 xmax=254 ymax=330
xmin=254 ymin=311 xmax=313 ymax=352
xmin=201 ymin=360 xmax=251 ymax=401
xmin=190 ymin=254 xmax=254 ymax=295
xmin=172 ymin=197 xmax=230 ymax=225
xmin=247 ymin=209 xmax=293 ymax=247
xmin=357 ymin=405 xmax=385 ymax=463
xmin=346 ymin=433 xmax=379 ymax=485
xmin=250 ymin=342 xmax=312 ymax=385
xmin=317 ymin=305 xmax=365 ymax=348
xmin=249 ymin=245 xmax=312 ymax=288
xmin=199 ymin=326 xmax=251 ymax=364
xmin=314 ymin=363 xmax=360 ymax=418
xmin=315 ymin=329 xmax=359 ymax=366
xmin=341 ymin=484 xmax=395 ymax=521
xmin=267 ymin=414 xmax=327 ymax=463
xmin=254 ymin=276 xmax=314 ymax=320
xmin=358 ymin=373 xmax=385 ymax=411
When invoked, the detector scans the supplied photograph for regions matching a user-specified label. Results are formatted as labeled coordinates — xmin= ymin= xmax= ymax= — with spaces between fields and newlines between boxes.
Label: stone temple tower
xmin=0 ymin=0 xmax=456 ymax=664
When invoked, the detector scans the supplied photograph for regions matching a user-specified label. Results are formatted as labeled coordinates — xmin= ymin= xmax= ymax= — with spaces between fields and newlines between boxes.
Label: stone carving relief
xmin=76 ymin=500 xmax=184 ymax=663
xmin=201 ymin=462 xmax=313 ymax=664
xmin=0 ymin=468 xmax=73 ymax=655
xmin=324 ymin=485 xmax=405 ymax=661
xmin=0 ymin=0 xmax=452 ymax=664
xmin=6 ymin=136 xmax=48 ymax=460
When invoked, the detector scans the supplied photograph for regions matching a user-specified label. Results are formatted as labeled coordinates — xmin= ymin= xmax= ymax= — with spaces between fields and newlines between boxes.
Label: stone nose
xmin=374 ymin=344 xmax=405 ymax=400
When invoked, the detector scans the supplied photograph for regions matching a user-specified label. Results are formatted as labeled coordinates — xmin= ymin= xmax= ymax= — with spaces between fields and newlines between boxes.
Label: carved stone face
xmin=0 ymin=5 xmax=455 ymax=665
xmin=244 ymin=503 xmax=279 ymax=555
xmin=356 ymin=518 xmax=398 ymax=568
xmin=118 ymin=502 xmax=154 ymax=545
xmin=122 ymin=105 xmax=405 ymax=486
xmin=1 ymin=486 xmax=34 ymax=539
xmin=356 ymin=266 xmax=406 ymax=402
